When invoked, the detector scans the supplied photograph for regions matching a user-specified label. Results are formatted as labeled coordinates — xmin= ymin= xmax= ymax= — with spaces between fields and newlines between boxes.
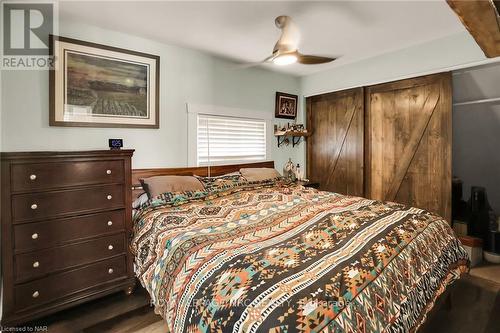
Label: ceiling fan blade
xmin=296 ymin=53 xmax=336 ymax=65
xmin=235 ymin=55 xmax=275 ymax=69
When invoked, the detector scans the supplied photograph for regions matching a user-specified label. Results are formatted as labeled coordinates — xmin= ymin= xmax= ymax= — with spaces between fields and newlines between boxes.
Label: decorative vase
xmin=283 ymin=158 xmax=295 ymax=180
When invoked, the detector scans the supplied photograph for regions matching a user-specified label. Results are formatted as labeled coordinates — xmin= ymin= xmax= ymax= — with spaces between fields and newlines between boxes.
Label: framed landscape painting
xmin=50 ymin=35 xmax=159 ymax=128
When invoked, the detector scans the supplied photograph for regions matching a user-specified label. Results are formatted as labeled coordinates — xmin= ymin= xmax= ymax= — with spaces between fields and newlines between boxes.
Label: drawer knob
xmin=31 ymin=203 xmax=38 ymax=210
xmin=32 ymin=291 xmax=39 ymax=298
xmin=30 ymin=174 xmax=37 ymax=180
xmin=106 ymin=169 xmax=112 ymax=175
xmin=107 ymin=195 xmax=112 ymax=200
xmin=107 ymin=220 xmax=113 ymax=226
xmin=33 ymin=261 xmax=40 ymax=268
xmin=108 ymin=268 xmax=114 ymax=274
xmin=108 ymin=245 xmax=113 ymax=250
xmin=31 ymin=233 xmax=39 ymax=240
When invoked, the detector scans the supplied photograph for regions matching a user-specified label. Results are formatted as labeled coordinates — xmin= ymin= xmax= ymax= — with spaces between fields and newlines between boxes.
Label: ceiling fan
xmin=243 ymin=15 xmax=337 ymax=67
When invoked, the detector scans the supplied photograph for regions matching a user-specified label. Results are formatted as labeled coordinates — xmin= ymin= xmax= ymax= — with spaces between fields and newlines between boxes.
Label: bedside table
xmin=295 ymin=180 xmax=320 ymax=189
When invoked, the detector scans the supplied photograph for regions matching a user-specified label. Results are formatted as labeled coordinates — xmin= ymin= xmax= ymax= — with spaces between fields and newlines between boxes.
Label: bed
xmin=130 ymin=162 xmax=469 ymax=333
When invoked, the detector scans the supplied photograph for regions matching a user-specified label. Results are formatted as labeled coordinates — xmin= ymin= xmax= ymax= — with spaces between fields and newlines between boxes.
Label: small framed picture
xmin=50 ymin=35 xmax=160 ymax=128
xmin=275 ymin=92 xmax=298 ymax=119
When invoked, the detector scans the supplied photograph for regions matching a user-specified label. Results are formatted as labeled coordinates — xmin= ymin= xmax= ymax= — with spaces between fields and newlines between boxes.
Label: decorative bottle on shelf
xmin=295 ymin=164 xmax=303 ymax=181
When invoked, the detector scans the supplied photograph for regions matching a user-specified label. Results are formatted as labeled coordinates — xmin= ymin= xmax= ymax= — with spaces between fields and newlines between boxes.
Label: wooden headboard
xmin=131 ymin=161 xmax=275 ymax=199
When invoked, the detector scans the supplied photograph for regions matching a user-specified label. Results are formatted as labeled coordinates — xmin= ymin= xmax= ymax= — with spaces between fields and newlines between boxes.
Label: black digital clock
xmin=109 ymin=139 xmax=123 ymax=150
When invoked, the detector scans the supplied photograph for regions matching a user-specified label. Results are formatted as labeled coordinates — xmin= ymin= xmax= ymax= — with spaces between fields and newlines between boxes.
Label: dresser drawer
xmin=14 ymin=255 xmax=127 ymax=311
xmin=15 ymin=234 xmax=125 ymax=282
xmin=12 ymin=184 xmax=124 ymax=222
xmin=14 ymin=210 xmax=125 ymax=251
xmin=11 ymin=160 xmax=124 ymax=192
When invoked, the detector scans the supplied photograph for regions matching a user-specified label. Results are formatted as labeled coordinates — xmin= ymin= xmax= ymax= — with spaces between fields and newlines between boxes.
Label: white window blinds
xmin=197 ymin=114 xmax=266 ymax=166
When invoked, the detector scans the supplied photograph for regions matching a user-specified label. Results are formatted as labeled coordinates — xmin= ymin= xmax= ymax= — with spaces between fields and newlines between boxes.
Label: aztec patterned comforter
xmin=131 ymin=182 xmax=469 ymax=333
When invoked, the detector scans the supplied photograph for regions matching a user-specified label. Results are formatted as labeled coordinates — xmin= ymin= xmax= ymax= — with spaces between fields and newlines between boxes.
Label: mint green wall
xmin=1 ymin=20 xmax=303 ymax=170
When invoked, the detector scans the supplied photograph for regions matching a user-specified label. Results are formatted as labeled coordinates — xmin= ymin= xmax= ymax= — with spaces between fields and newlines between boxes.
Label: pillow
xmin=132 ymin=192 xmax=149 ymax=209
xmin=240 ymin=168 xmax=281 ymax=182
xmin=195 ymin=172 xmax=244 ymax=192
xmin=140 ymin=175 xmax=205 ymax=199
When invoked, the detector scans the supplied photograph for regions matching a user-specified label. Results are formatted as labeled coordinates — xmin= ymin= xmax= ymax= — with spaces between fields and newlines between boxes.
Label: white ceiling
xmin=59 ymin=1 xmax=467 ymax=76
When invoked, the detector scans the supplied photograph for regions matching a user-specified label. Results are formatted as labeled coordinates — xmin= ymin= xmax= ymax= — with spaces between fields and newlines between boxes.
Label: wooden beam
xmin=447 ymin=0 xmax=500 ymax=58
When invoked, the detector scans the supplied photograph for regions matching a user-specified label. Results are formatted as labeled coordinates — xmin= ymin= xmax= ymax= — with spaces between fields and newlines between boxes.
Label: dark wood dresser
xmin=1 ymin=150 xmax=135 ymax=326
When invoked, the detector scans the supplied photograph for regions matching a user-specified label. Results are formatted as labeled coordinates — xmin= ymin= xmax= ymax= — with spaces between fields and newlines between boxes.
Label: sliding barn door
xmin=306 ymin=88 xmax=364 ymax=196
xmin=365 ymin=73 xmax=452 ymax=221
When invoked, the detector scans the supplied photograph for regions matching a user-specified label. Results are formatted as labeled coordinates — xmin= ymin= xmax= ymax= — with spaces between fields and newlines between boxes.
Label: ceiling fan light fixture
xmin=272 ymin=54 xmax=297 ymax=66
xmin=238 ymin=15 xmax=337 ymax=68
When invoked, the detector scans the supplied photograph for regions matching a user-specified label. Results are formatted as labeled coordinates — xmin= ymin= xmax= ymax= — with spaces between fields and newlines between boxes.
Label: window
xmin=197 ymin=114 xmax=266 ymax=166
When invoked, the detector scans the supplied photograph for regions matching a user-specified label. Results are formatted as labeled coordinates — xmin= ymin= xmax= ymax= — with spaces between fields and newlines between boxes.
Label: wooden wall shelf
xmin=274 ymin=131 xmax=311 ymax=147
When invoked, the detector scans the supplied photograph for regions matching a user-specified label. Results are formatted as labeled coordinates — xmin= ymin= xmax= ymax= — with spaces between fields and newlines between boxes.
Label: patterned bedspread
xmin=131 ymin=182 xmax=469 ymax=333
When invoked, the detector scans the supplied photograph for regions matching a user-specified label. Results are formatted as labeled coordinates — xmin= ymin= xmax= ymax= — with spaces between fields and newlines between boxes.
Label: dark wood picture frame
xmin=275 ymin=92 xmax=298 ymax=119
xmin=49 ymin=35 xmax=160 ymax=128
